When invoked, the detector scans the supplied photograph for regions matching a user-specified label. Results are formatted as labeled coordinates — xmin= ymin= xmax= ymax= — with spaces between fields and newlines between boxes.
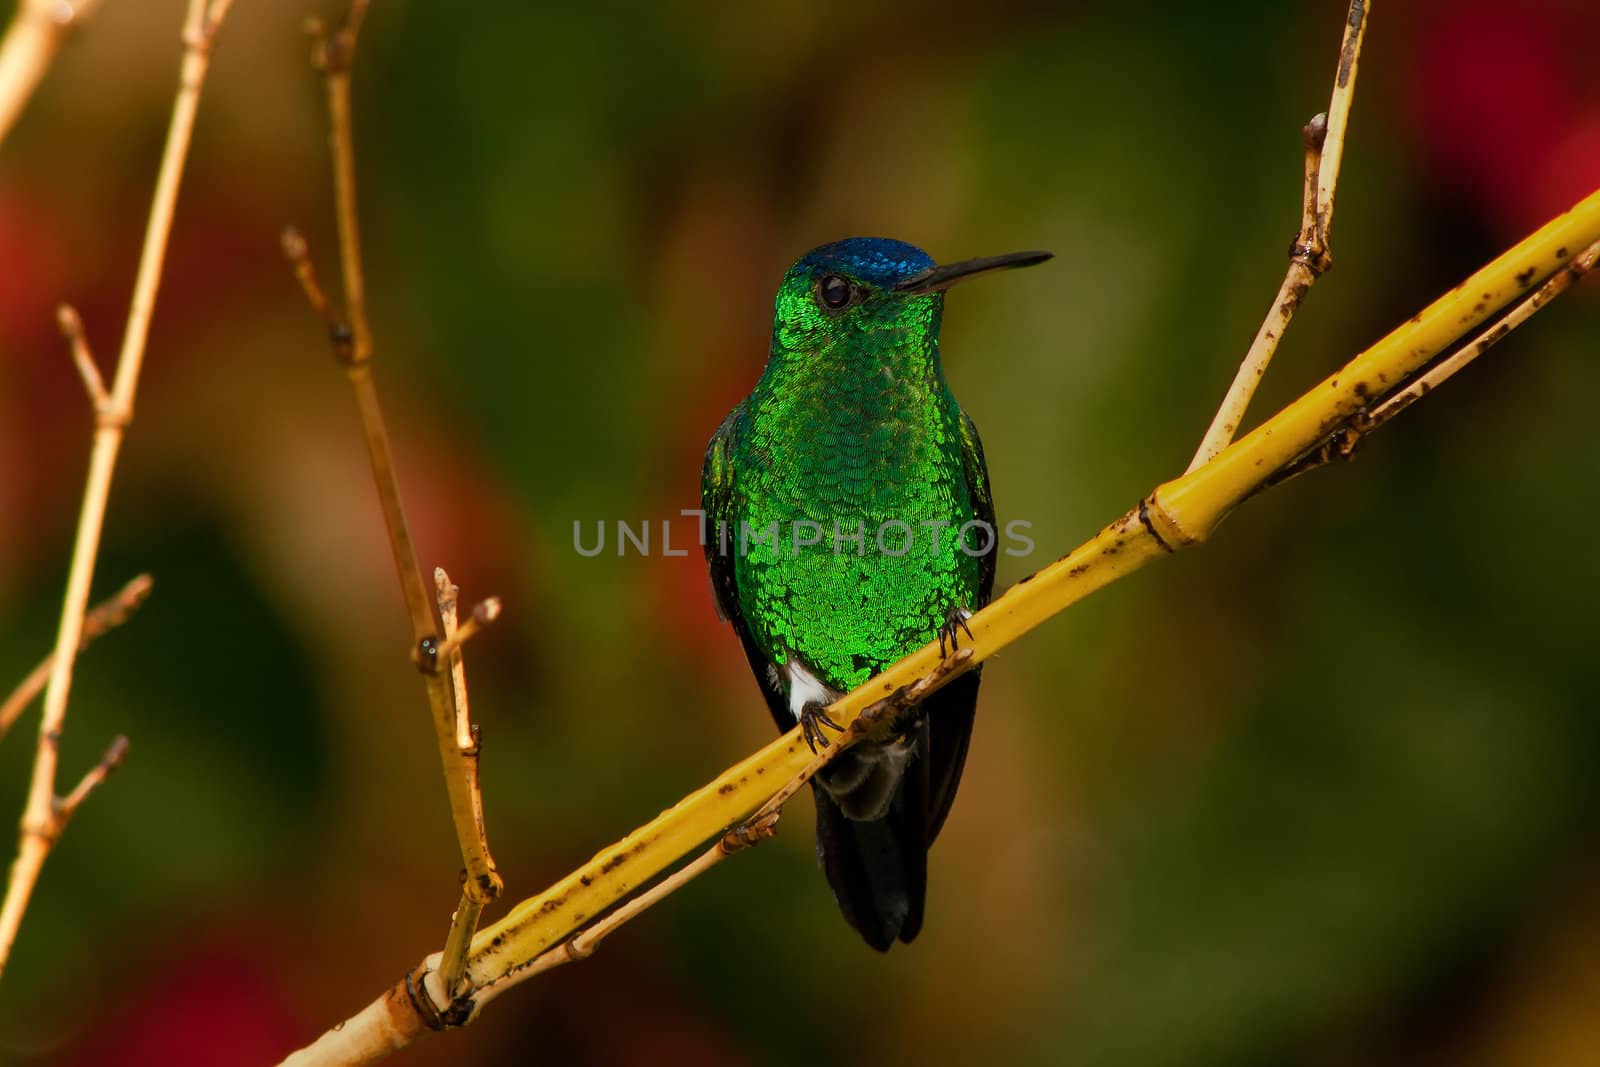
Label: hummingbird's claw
xmin=937 ymin=605 xmax=975 ymax=658
xmin=799 ymin=701 xmax=843 ymax=754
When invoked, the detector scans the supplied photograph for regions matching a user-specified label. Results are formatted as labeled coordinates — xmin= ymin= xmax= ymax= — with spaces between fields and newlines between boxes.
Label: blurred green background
xmin=1 ymin=1 xmax=1598 ymax=1063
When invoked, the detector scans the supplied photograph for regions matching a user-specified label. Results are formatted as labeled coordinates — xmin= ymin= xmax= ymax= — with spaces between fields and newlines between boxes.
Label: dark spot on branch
xmin=717 ymin=783 xmax=736 ymax=796
xmin=601 ymin=852 xmax=628 ymax=874
xmin=1476 ymin=323 xmax=1511 ymax=351
xmin=1515 ymin=267 xmax=1536 ymax=288
xmin=329 ymin=322 xmax=355 ymax=363
xmin=440 ymin=997 xmax=474 ymax=1029
xmin=1337 ymin=1 xmax=1365 ymax=87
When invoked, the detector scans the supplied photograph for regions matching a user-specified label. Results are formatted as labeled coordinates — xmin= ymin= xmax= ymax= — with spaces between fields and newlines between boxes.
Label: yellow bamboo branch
xmin=1359 ymin=240 xmax=1600 ymax=430
xmin=1268 ymin=238 xmax=1600 ymax=484
xmin=0 ymin=0 xmax=105 ymax=149
xmin=0 ymin=0 xmax=232 ymax=983
xmin=1188 ymin=0 xmax=1370 ymax=469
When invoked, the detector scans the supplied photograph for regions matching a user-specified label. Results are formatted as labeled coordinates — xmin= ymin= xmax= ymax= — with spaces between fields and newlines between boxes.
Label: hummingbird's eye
xmin=817 ymin=274 xmax=853 ymax=310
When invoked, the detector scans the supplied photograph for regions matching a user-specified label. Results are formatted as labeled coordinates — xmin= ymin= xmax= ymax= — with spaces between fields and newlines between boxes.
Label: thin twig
xmin=280 ymin=227 xmax=340 ymax=335
xmin=57 ymin=304 xmax=109 ymax=411
xmin=488 ymin=818 xmax=780 ymax=992
xmin=0 ymin=0 xmax=232 ymax=982
xmin=0 ymin=575 xmax=152 ymax=744
xmin=432 ymin=568 xmax=497 ymax=1000
xmin=421 ymin=598 xmax=501 ymax=668
xmin=1187 ymin=0 xmax=1370 ymax=470
xmin=286 ymin=0 xmax=504 ymax=1011
xmin=54 ymin=735 xmax=129 ymax=825
xmin=0 ymin=0 xmax=105 ymax=149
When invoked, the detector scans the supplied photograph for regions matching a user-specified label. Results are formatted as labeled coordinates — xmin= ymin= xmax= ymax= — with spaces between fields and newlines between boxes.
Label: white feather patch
xmin=785 ymin=657 xmax=835 ymax=722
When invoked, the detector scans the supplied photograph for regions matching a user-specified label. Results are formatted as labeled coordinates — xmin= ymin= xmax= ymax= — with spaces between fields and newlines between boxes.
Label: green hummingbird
xmin=701 ymin=237 xmax=1050 ymax=950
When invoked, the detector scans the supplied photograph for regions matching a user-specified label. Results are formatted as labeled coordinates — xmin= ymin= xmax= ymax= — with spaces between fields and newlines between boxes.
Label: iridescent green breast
xmin=726 ymin=351 xmax=982 ymax=692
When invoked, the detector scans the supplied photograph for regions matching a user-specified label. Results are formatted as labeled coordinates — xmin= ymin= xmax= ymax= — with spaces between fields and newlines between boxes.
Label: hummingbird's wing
xmin=702 ymin=403 xmax=791 ymax=732
xmin=920 ymin=410 xmax=995 ymax=845
xmin=960 ymin=409 xmax=998 ymax=606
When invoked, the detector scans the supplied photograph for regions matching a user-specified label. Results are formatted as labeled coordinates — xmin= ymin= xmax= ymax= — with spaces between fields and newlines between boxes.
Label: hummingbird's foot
xmin=799 ymin=701 xmax=844 ymax=754
xmin=937 ymin=605 xmax=975 ymax=658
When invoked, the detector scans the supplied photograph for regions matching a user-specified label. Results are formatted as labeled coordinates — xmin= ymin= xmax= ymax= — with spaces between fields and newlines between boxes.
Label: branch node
xmin=305 ymin=0 xmax=367 ymax=74
xmin=721 ymin=809 xmax=780 ymax=854
xmin=413 ymin=636 xmax=442 ymax=674
xmin=181 ymin=0 xmax=231 ymax=52
xmin=429 ymin=604 xmax=500 ymax=664
xmin=1303 ymin=111 xmax=1328 ymax=150
xmin=404 ymin=964 xmax=450 ymax=1032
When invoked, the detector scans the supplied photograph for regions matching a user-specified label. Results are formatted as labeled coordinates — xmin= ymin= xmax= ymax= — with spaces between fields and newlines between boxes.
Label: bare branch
xmin=431 ymin=567 xmax=496 ymax=999
xmin=0 ymin=574 xmax=153 ymax=744
xmin=0 ymin=0 xmax=231 ymax=981
xmin=1187 ymin=0 xmax=1371 ymax=470
xmin=285 ymin=0 xmax=505 ymax=1017
xmin=55 ymin=735 xmax=129 ymax=826
xmin=57 ymin=304 xmax=109 ymax=411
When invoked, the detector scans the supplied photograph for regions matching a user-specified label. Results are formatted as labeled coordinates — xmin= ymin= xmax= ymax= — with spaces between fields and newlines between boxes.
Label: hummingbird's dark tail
xmin=812 ymin=669 xmax=980 ymax=950
xmin=811 ymin=771 xmax=927 ymax=952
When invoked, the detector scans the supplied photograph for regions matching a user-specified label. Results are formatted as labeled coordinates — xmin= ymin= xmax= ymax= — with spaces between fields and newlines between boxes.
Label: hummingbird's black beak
xmin=892 ymin=250 xmax=1053 ymax=295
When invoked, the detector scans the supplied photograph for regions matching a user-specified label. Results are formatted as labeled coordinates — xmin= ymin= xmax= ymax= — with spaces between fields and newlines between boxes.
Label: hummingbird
xmin=701 ymin=237 xmax=1050 ymax=950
